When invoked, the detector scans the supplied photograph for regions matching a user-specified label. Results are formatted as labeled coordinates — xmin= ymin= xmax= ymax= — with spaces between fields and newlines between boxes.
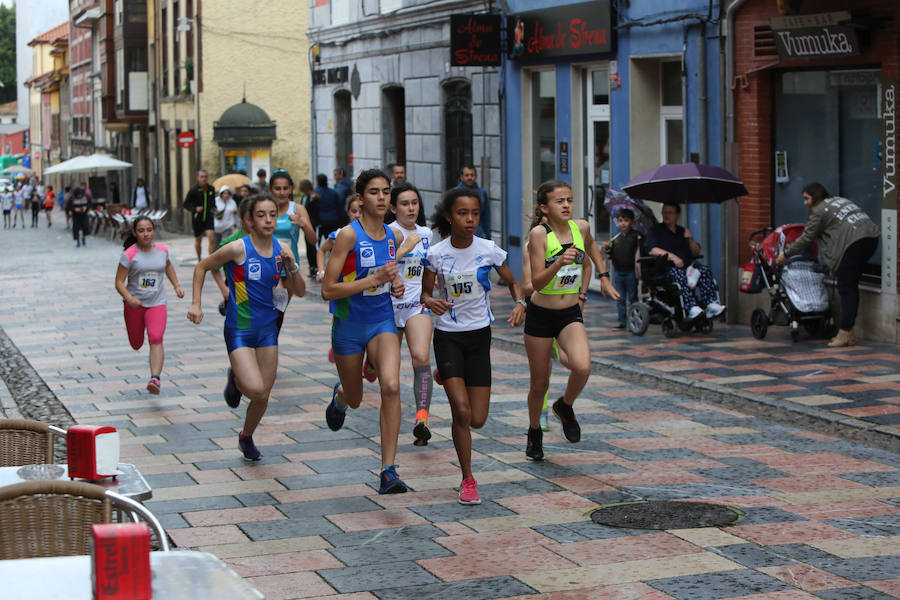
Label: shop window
xmin=532 ymin=70 xmax=556 ymax=191
xmin=334 ymin=90 xmax=353 ymax=173
xmin=382 ymin=86 xmax=406 ymax=168
xmin=660 ymin=60 xmax=683 ymax=164
xmin=774 ymin=68 xmax=881 ymax=280
xmin=443 ymin=80 xmax=472 ymax=190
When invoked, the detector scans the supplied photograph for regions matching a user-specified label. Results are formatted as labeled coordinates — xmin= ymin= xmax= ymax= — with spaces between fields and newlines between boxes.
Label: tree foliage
xmin=0 ymin=6 xmax=15 ymax=104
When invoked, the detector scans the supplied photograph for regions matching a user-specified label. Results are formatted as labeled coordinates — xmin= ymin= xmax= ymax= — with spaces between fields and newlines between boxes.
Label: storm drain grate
xmin=590 ymin=501 xmax=742 ymax=530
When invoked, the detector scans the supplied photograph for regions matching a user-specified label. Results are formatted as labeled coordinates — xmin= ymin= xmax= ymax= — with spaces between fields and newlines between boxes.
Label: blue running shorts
xmin=331 ymin=317 xmax=397 ymax=356
xmin=224 ymin=324 xmax=279 ymax=354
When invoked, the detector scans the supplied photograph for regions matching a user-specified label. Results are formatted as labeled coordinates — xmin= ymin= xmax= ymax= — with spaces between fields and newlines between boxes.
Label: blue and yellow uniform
xmin=224 ymin=236 xmax=283 ymax=353
xmin=331 ymin=220 xmax=397 ymax=355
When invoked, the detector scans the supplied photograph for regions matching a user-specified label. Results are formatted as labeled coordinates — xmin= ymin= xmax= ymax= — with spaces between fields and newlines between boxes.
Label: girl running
xmin=422 ymin=188 xmax=526 ymax=505
xmin=43 ymin=186 xmax=55 ymax=227
xmin=316 ymin=195 xmax=363 ymax=282
xmin=271 ymin=169 xmax=317 ymax=323
xmin=523 ymin=180 xmax=617 ymax=460
xmin=114 ymin=216 xmax=184 ymax=395
xmin=188 ymin=194 xmax=306 ymax=461
xmin=12 ymin=184 xmax=25 ymax=229
xmin=321 ymin=169 xmax=408 ymax=494
xmin=388 ymin=182 xmax=435 ymax=446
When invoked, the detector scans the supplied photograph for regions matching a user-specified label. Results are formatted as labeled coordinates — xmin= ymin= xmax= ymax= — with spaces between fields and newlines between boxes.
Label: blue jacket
xmin=455 ymin=181 xmax=490 ymax=238
xmin=315 ymin=186 xmax=343 ymax=223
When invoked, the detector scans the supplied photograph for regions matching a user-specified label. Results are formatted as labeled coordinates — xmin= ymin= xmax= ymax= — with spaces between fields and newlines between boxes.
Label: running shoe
xmin=362 ymin=358 xmax=377 ymax=382
xmin=328 ymin=348 xmax=335 ymax=363
xmin=413 ymin=409 xmax=431 ymax=446
xmin=218 ymin=300 xmax=227 ymax=316
xmin=75 ymin=240 xmax=80 ymax=247
xmin=146 ymin=376 xmax=160 ymax=395
xmin=224 ymin=368 xmax=241 ymax=408
xmin=552 ymin=397 xmax=581 ymax=443
xmin=325 ymin=383 xmax=346 ymax=431
xmin=238 ymin=432 xmax=261 ymax=461
xmin=433 ymin=368 xmax=443 ymax=386
xmin=525 ymin=426 xmax=544 ymax=461
xmin=378 ymin=465 xmax=408 ymax=494
xmin=458 ymin=476 xmax=481 ymax=505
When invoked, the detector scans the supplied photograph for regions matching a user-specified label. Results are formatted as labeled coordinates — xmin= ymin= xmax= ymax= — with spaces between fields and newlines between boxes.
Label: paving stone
xmin=710 ymin=543 xmax=798 ymax=568
xmin=144 ymin=471 xmax=199 ymax=489
xmin=409 ymin=500 xmax=517 ymax=523
xmin=194 ymin=455 xmax=289 ymax=470
xmin=804 ymin=556 xmax=900 ymax=582
xmin=303 ymin=456 xmax=384 ymax=474
xmin=317 ymin=560 xmax=439 ymax=593
xmin=278 ymin=496 xmax=382 ymax=519
xmin=324 ymin=525 xmax=446 ymax=548
xmin=824 ymin=515 xmax=900 ymax=537
xmin=648 ymin=568 xmax=790 ymax=599
xmin=840 ymin=471 xmax=900 ymax=487
xmin=144 ymin=495 xmax=244 ymax=515
xmin=328 ymin=536 xmax=452 ymax=566
xmin=239 ymin=516 xmax=342 ymax=541
xmin=736 ymin=506 xmax=810 ymax=525
xmin=816 ymin=588 xmax=900 ymax=600
xmin=235 ymin=493 xmax=279 ymax=507
xmin=278 ymin=470 xmax=382 ymax=490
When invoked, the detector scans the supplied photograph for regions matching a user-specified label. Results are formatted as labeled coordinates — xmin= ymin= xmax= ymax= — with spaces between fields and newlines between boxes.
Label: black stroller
xmin=742 ymin=225 xmax=837 ymax=342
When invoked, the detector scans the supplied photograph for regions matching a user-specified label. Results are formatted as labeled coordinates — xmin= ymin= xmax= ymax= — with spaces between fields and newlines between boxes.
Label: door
xmin=585 ymin=68 xmax=610 ymax=292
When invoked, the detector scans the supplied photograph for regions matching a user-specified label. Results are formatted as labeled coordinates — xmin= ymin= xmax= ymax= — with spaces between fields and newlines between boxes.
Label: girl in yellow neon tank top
xmin=523 ymin=180 xmax=619 ymax=461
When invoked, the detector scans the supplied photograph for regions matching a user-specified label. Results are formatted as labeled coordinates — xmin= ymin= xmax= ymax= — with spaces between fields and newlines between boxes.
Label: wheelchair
xmin=626 ymin=255 xmax=719 ymax=338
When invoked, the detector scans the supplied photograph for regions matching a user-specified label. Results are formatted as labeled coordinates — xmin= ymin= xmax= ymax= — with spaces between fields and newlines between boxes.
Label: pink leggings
xmin=123 ymin=304 xmax=167 ymax=349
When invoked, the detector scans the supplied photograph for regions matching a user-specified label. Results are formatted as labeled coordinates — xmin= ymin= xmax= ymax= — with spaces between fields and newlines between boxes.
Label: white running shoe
xmin=706 ymin=302 xmax=726 ymax=318
xmin=688 ymin=306 xmax=704 ymax=320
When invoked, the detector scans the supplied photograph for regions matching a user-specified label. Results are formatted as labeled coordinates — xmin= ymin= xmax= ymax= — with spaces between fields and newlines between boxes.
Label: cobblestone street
xmin=1 ymin=220 xmax=898 ymax=600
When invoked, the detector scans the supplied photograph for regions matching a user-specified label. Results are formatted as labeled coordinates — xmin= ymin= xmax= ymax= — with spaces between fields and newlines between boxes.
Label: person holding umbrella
xmin=644 ymin=202 xmax=725 ymax=321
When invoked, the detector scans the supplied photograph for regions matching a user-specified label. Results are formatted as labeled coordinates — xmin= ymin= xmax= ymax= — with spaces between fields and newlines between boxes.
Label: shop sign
xmin=312 ymin=66 xmax=348 ymax=86
xmin=559 ymin=142 xmax=569 ymax=174
xmin=770 ymin=11 xmax=859 ymax=59
xmin=882 ymin=78 xmax=897 ymax=292
xmin=451 ymin=14 xmax=501 ymax=66
xmin=509 ymin=1 xmax=612 ymax=60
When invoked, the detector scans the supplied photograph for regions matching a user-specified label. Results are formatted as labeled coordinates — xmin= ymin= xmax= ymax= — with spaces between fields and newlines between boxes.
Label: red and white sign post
xmin=177 ymin=131 xmax=195 ymax=149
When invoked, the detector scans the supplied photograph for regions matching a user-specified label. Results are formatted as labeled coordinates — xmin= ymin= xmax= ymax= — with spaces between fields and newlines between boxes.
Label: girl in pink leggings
xmin=115 ymin=216 xmax=184 ymax=394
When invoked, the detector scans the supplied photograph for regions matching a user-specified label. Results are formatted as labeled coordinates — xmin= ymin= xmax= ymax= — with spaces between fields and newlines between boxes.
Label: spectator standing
xmin=315 ymin=173 xmax=343 ymax=241
xmin=29 ymin=182 xmax=41 ymax=228
xmin=455 ymin=165 xmax=491 ymax=238
xmin=213 ymin=186 xmax=238 ymax=246
xmin=252 ymin=168 xmax=268 ymax=193
xmin=70 ymin=187 xmax=91 ymax=247
xmin=299 ymin=178 xmax=320 ymax=277
xmin=333 ymin=167 xmax=354 ymax=206
xmin=109 ymin=181 xmax=121 ymax=205
xmin=1 ymin=186 xmax=11 ymax=228
xmin=133 ymin=178 xmax=151 ymax=209
xmin=391 ymin=164 xmax=406 ymax=187
xmin=604 ymin=209 xmax=641 ymax=329
xmin=183 ymin=169 xmax=217 ymax=260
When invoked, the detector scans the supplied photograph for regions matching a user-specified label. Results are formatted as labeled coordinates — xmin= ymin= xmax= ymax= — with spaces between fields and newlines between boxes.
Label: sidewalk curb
xmin=491 ymin=336 xmax=900 ymax=453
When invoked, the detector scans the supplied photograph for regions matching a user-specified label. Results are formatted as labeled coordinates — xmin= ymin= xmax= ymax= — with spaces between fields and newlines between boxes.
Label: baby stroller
xmin=741 ymin=224 xmax=836 ymax=342
xmin=627 ymin=254 xmax=718 ymax=338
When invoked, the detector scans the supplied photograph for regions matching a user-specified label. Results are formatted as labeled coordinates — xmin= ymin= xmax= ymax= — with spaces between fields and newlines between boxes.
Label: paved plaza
xmin=1 ymin=219 xmax=898 ymax=600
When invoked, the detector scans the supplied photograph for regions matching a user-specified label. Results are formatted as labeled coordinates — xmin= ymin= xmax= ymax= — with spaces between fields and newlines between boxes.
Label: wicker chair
xmin=0 ymin=419 xmax=67 ymax=467
xmin=0 ymin=480 xmax=170 ymax=559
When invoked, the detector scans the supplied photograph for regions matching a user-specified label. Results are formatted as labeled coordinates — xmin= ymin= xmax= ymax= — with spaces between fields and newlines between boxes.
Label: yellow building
xmin=150 ymin=0 xmax=310 ymax=224
xmin=24 ymin=22 xmax=69 ymax=177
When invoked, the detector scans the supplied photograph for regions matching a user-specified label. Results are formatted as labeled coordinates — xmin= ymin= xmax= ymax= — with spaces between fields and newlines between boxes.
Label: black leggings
xmin=72 ymin=212 xmax=90 ymax=241
xmin=835 ymin=236 xmax=878 ymax=330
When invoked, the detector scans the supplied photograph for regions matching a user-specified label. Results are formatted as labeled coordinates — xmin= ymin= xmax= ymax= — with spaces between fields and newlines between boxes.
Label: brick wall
xmin=733 ymin=0 xmax=899 ymax=292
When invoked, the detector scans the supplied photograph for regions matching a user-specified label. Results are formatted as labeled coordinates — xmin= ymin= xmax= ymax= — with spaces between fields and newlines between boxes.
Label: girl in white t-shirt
xmin=114 ymin=216 xmax=184 ymax=394
xmin=388 ymin=182 xmax=435 ymax=446
xmin=421 ymin=188 xmax=526 ymax=505
xmin=214 ymin=186 xmax=238 ymax=245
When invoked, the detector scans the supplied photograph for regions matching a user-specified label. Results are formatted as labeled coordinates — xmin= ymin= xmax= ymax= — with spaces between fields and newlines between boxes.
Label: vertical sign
xmin=882 ymin=79 xmax=897 ymax=293
xmin=559 ymin=141 xmax=569 ymax=174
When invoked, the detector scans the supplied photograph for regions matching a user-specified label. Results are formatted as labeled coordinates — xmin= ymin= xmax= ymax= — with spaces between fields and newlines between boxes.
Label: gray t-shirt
xmin=119 ymin=243 xmax=170 ymax=307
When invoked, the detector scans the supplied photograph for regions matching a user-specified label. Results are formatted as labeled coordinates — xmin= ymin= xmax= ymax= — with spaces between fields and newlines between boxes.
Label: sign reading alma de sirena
xmin=509 ymin=1 xmax=612 ymax=60
xmin=770 ymin=11 xmax=860 ymax=59
xmin=450 ymin=14 xmax=502 ymax=67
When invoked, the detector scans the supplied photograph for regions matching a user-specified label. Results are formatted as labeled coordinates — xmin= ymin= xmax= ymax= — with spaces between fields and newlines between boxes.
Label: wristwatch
xmin=515 ymin=298 xmax=527 ymax=307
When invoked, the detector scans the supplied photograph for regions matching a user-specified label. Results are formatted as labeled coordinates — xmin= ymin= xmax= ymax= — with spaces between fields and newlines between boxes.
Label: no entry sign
xmin=177 ymin=131 xmax=195 ymax=148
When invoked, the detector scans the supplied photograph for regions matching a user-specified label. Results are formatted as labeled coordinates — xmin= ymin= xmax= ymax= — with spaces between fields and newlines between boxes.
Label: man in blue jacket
xmin=315 ymin=173 xmax=343 ymax=242
xmin=455 ymin=165 xmax=490 ymax=238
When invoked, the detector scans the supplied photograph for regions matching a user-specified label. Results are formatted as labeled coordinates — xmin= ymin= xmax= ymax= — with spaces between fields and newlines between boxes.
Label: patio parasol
xmin=603 ymin=188 xmax=657 ymax=235
xmin=43 ymin=153 xmax=133 ymax=175
xmin=0 ymin=165 xmax=34 ymax=175
xmin=212 ymin=173 xmax=251 ymax=191
xmin=622 ymin=163 xmax=748 ymax=204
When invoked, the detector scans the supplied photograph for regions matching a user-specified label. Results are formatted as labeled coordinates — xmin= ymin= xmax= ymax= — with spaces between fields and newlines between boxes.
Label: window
xmin=334 ymin=90 xmax=352 ymax=172
xmin=443 ymin=80 xmax=472 ymax=190
xmin=774 ymin=68 xmax=882 ymax=279
xmin=382 ymin=86 xmax=406 ymax=168
xmin=532 ymin=70 xmax=556 ymax=190
xmin=660 ymin=60 xmax=683 ymax=164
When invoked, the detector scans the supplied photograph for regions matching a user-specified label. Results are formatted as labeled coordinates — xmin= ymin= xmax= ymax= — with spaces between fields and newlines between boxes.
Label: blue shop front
xmin=502 ymin=0 xmax=725 ymax=293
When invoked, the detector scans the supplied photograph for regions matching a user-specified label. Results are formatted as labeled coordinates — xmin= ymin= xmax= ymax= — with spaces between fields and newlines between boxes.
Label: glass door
xmin=585 ymin=68 xmax=610 ymax=292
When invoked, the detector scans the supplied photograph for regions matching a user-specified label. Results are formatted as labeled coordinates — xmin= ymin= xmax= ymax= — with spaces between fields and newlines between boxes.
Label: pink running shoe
xmin=458 ymin=476 xmax=481 ymax=505
xmin=147 ymin=376 xmax=160 ymax=395
xmin=362 ymin=358 xmax=377 ymax=383
xmin=328 ymin=348 xmax=335 ymax=363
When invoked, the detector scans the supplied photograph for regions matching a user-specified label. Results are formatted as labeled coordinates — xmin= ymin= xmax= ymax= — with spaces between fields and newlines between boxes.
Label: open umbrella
xmin=43 ymin=153 xmax=132 ymax=175
xmin=213 ymin=173 xmax=251 ymax=191
xmin=0 ymin=165 xmax=34 ymax=175
xmin=622 ymin=163 xmax=748 ymax=204
xmin=603 ymin=188 xmax=657 ymax=235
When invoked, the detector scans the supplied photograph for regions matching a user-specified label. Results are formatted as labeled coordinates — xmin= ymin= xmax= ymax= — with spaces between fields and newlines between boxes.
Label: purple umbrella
xmin=603 ymin=189 xmax=657 ymax=235
xmin=622 ymin=163 xmax=748 ymax=204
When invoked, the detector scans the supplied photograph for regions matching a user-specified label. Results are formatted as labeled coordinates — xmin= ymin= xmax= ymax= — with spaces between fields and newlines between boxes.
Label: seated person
xmin=643 ymin=202 xmax=724 ymax=320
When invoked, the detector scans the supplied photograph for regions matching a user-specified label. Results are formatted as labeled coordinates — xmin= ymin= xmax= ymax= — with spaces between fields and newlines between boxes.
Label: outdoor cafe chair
xmin=0 ymin=480 xmax=170 ymax=559
xmin=0 ymin=419 xmax=67 ymax=467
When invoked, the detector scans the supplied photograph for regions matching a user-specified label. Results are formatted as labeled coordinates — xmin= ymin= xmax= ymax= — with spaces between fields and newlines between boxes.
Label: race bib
xmin=273 ymin=288 xmax=289 ymax=312
xmin=363 ymin=266 xmax=391 ymax=296
xmin=444 ymin=271 xmax=479 ymax=301
xmin=138 ymin=272 xmax=162 ymax=292
xmin=399 ymin=258 xmax=424 ymax=283
xmin=554 ymin=263 xmax=582 ymax=291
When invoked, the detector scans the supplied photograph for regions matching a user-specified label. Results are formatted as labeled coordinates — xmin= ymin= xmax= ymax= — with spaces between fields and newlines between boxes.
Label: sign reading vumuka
xmin=882 ymin=78 xmax=897 ymax=292
xmin=770 ymin=11 xmax=860 ymax=59
xmin=451 ymin=14 xmax=502 ymax=66
xmin=509 ymin=1 xmax=612 ymax=60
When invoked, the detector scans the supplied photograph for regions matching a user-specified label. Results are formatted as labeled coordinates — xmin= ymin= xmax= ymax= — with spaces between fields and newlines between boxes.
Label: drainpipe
xmin=309 ymin=45 xmax=318 ymax=179
xmin=698 ymin=20 xmax=709 ymax=261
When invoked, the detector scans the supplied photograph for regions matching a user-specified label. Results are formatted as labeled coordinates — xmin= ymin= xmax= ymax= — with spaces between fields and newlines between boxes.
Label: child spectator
xmin=605 ymin=209 xmax=641 ymax=328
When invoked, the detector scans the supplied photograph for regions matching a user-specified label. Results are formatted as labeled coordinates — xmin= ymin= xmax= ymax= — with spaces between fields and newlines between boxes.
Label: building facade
xmin=727 ymin=0 xmax=900 ymax=342
xmin=307 ymin=0 xmax=502 ymax=230
xmin=502 ymin=0 xmax=725 ymax=291
xmin=25 ymin=23 xmax=69 ymax=176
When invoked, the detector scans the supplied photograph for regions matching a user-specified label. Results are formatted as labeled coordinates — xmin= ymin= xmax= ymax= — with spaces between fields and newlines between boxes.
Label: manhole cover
xmin=590 ymin=501 xmax=741 ymax=530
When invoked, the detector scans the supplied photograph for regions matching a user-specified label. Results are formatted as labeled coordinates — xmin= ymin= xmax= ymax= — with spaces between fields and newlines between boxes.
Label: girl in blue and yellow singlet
xmin=321 ymin=169 xmax=409 ymax=495
xmin=188 ymin=195 xmax=306 ymax=462
xmin=270 ymin=169 xmax=316 ymax=321
xmin=523 ymin=180 xmax=618 ymax=462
